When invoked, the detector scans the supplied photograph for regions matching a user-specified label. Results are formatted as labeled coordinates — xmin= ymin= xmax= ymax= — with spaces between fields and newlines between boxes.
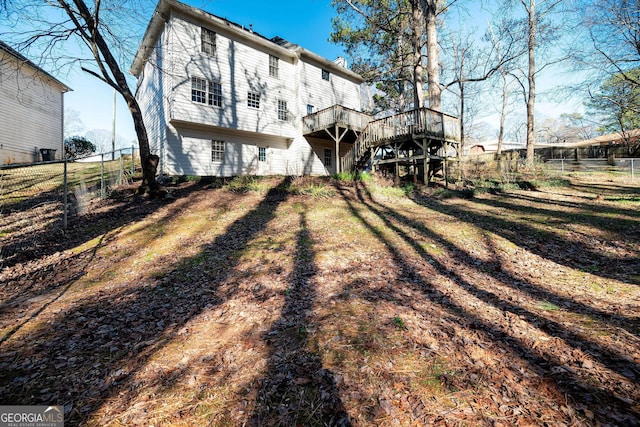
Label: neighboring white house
xmin=0 ymin=40 xmax=70 ymax=165
xmin=130 ymin=0 xmax=366 ymax=177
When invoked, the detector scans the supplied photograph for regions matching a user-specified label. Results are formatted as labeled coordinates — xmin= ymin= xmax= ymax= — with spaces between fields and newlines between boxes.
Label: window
xmin=258 ymin=146 xmax=266 ymax=162
xmin=191 ymin=77 xmax=222 ymax=107
xmin=201 ymin=27 xmax=216 ymax=56
xmin=323 ymin=148 xmax=332 ymax=167
xmin=209 ymin=81 xmax=222 ymax=107
xmin=322 ymin=69 xmax=330 ymax=81
xmin=269 ymin=55 xmax=279 ymax=78
xmin=247 ymin=91 xmax=260 ymax=109
xmin=307 ymin=104 xmax=314 ymax=115
xmin=211 ymin=140 xmax=225 ymax=162
xmin=277 ymin=99 xmax=288 ymax=121
xmin=191 ymin=77 xmax=208 ymax=104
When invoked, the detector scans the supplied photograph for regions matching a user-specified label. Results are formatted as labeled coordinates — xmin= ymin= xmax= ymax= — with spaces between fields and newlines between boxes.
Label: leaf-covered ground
xmin=1 ymin=175 xmax=639 ymax=426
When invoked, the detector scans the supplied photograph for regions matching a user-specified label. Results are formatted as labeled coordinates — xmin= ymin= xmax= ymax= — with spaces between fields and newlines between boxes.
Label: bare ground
xmin=0 ymin=175 xmax=639 ymax=426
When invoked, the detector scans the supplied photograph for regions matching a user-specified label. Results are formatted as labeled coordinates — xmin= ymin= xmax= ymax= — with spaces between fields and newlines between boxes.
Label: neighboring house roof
xmin=568 ymin=129 xmax=640 ymax=147
xmin=0 ymin=40 xmax=71 ymax=92
xmin=130 ymin=0 xmax=364 ymax=84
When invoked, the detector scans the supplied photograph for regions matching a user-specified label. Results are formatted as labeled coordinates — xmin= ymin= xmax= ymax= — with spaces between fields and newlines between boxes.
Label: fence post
xmin=101 ymin=153 xmax=105 ymax=199
xmin=63 ymin=159 xmax=68 ymax=230
xmin=131 ymin=145 xmax=135 ymax=177
xmin=561 ymin=158 xmax=564 ymax=175
xmin=632 ymin=159 xmax=635 ymax=182
xmin=118 ymin=149 xmax=123 ymax=185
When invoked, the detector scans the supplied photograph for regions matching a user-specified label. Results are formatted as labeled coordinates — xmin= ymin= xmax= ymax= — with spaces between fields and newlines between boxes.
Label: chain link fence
xmin=1 ymin=146 xmax=140 ymax=229
xmin=454 ymin=151 xmax=639 ymax=184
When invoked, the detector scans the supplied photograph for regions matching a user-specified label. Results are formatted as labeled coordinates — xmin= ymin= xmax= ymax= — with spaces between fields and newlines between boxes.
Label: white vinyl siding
xmin=0 ymin=50 xmax=67 ymax=164
xmin=137 ymin=36 xmax=170 ymax=172
xmin=161 ymin=127 xmax=289 ymax=176
xmin=168 ymin=15 xmax=300 ymax=138
xmin=134 ymin=9 xmax=365 ymax=178
xmin=298 ymin=60 xmax=361 ymax=113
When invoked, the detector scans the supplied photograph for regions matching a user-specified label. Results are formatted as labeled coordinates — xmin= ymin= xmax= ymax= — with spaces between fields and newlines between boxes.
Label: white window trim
xmin=247 ymin=91 xmax=261 ymax=109
xmin=191 ymin=77 xmax=222 ymax=107
xmin=277 ymin=99 xmax=288 ymax=121
xmin=258 ymin=146 xmax=267 ymax=162
xmin=269 ymin=55 xmax=279 ymax=78
xmin=201 ymin=27 xmax=216 ymax=56
xmin=211 ymin=140 xmax=225 ymax=163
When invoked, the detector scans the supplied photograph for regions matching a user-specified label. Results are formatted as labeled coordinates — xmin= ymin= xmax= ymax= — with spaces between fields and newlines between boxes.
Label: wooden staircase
xmin=303 ymin=105 xmax=460 ymax=180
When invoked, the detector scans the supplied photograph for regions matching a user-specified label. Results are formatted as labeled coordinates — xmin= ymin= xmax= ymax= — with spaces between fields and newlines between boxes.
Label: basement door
xmin=257 ymin=145 xmax=270 ymax=176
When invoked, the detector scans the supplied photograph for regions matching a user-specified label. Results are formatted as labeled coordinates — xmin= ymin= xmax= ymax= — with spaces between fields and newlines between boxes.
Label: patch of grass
xmin=604 ymin=195 xmax=640 ymax=203
xmin=289 ymin=177 xmax=335 ymax=198
xmin=225 ymin=176 xmax=268 ymax=193
xmin=392 ymin=315 xmax=407 ymax=330
xmin=333 ymin=171 xmax=372 ymax=182
xmin=536 ymin=300 xmax=560 ymax=311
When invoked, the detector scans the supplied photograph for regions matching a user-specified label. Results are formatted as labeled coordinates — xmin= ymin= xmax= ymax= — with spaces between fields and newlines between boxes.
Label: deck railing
xmin=343 ymin=107 xmax=460 ymax=172
xmin=302 ymin=105 xmax=372 ymax=134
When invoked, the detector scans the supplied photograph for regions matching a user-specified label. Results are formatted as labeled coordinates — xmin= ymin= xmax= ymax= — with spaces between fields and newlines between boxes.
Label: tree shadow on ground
xmin=248 ymin=206 xmax=350 ymax=426
xmin=0 ymin=181 xmax=217 ymax=347
xmin=411 ymin=188 xmax=640 ymax=286
xmin=334 ymin=182 xmax=640 ymax=425
xmin=0 ymin=178 xmax=293 ymax=425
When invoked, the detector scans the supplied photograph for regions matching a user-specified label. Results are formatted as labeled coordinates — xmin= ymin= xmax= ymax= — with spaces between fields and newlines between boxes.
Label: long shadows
xmin=249 ymin=206 xmax=350 ymax=426
xmin=249 ymin=206 xmax=351 ymax=426
xmin=336 ymin=182 xmax=640 ymax=425
xmin=0 ymin=183 xmax=209 ymax=347
xmin=413 ymin=189 xmax=640 ymax=285
xmin=0 ymin=178 xmax=294 ymax=425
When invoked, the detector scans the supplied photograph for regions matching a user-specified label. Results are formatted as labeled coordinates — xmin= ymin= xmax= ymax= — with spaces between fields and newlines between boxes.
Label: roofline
xmin=130 ymin=0 xmax=364 ymax=84
xmin=0 ymin=40 xmax=72 ymax=92
xmin=295 ymin=47 xmax=364 ymax=84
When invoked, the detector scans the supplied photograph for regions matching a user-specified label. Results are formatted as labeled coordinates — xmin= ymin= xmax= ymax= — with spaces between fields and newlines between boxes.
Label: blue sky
xmin=19 ymin=0 xmax=586 ymax=147
xmin=63 ymin=0 xmax=344 ymax=145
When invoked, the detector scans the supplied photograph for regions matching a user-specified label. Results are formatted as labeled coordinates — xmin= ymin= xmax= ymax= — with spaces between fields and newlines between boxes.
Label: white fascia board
xmin=130 ymin=0 xmax=298 ymax=76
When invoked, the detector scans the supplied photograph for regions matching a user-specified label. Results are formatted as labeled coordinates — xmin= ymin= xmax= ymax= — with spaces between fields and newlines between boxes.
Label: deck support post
xmin=422 ymin=138 xmax=429 ymax=186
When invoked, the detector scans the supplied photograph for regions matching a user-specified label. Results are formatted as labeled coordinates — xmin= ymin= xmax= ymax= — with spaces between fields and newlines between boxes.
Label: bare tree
xmin=0 ymin=0 xmax=159 ymax=194
xmin=441 ymin=16 xmax=525 ymax=159
xmin=581 ymin=0 xmax=640 ymax=85
xmin=500 ymin=0 xmax=569 ymax=168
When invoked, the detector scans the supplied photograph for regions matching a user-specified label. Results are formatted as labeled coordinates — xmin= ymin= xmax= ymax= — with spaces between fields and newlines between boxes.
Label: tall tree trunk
xmin=412 ymin=0 xmax=425 ymax=109
xmin=497 ymin=72 xmax=508 ymax=155
xmin=66 ymin=0 xmax=158 ymax=194
xmin=525 ymin=0 xmax=536 ymax=168
xmin=459 ymin=80 xmax=465 ymax=157
xmin=423 ymin=0 xmax=441 ymax=110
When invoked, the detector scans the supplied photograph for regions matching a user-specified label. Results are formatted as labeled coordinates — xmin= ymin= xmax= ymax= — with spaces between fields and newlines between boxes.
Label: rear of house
xmin=130 ymin=0 xmax=365 ymax=177
xmin=0 ymin=40 xmax=70 ymax=165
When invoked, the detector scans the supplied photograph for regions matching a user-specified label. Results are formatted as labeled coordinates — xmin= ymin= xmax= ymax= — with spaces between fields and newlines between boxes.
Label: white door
xmin=257 ymin=146 xmax=270 ymax=176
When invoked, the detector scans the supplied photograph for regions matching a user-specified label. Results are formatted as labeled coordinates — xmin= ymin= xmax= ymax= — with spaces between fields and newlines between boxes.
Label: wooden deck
xmin=302 ymin=105 xmax=371 ymax=136
xmin=303 ymin=105 xmax=460 ymax=178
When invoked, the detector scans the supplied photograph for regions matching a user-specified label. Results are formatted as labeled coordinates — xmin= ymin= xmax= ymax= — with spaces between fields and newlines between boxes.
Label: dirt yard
xmin=1 ymin=175 xmax=639 ymax=426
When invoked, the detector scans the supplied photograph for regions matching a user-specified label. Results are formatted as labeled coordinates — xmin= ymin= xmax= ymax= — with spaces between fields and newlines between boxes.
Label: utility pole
xmin=111 ymin=88 xmax=116 ymax=160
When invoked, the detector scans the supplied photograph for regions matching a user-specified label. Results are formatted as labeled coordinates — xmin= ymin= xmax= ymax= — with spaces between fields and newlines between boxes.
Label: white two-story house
xmin=0 ymin=40 xmax=70 ymax=165
xmin=130 ymin=0 xmax=367 ymax=177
